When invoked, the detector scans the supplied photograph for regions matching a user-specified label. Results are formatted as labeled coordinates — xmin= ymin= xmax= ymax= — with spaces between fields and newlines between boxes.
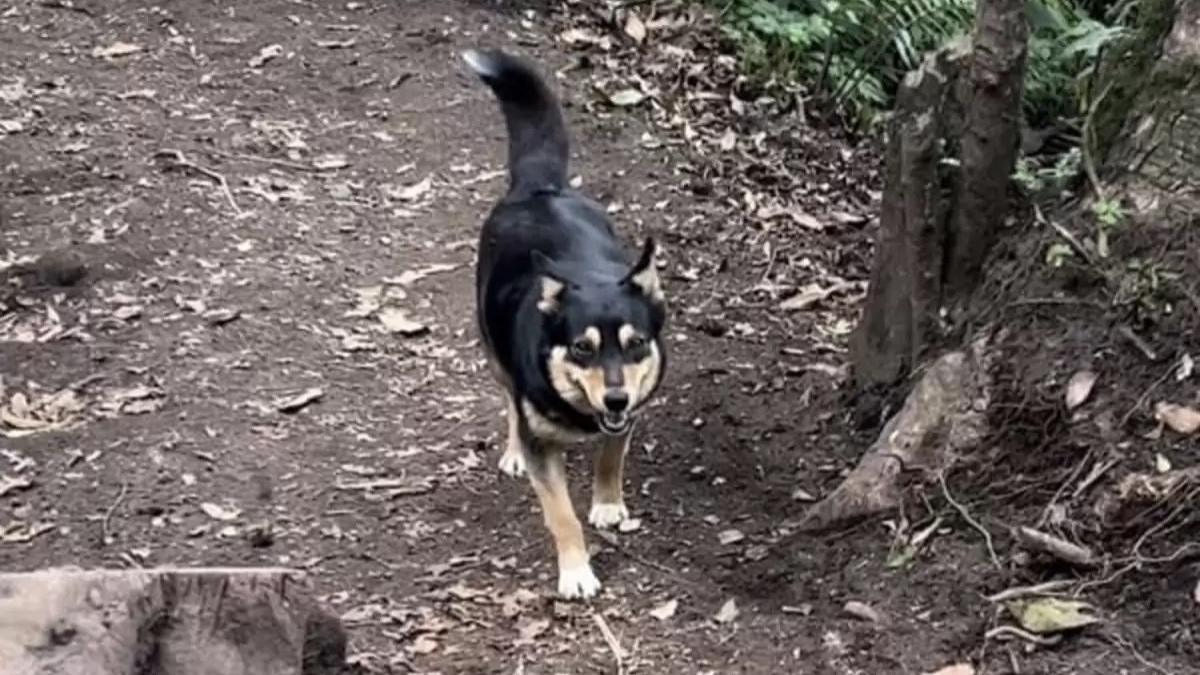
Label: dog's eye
xmin=625 ymin=335 xmax=647 ymax=351
xmin=569 ymin=339 xmax=595 ymax=359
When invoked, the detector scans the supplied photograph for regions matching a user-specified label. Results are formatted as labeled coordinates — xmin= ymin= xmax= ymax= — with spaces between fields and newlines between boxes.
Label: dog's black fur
xmin=467 ymin=49 xmax=667 ymax=445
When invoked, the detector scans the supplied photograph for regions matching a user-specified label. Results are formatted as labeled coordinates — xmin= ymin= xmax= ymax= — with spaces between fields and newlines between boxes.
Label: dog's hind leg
xmin=497 ymin=390 xmax=528 ymax=477
xmin=527 ymin=448 xmax=600 ymax=599
xmin=588 ymin=429 xmax=631 ymax=528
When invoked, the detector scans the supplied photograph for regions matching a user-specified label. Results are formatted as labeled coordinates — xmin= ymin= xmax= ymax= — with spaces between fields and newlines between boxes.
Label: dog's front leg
xmin=527 ymin=447 xmax=600 ymax=599
xmin=589 ymin=429 xmax=632 ymax=528
xmin=497 ymin=390 xmax=527 ymax=477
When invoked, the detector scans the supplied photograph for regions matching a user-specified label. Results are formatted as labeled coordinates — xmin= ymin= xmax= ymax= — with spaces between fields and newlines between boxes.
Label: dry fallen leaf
xmin=390 ymin=263 xmax=459 ymax=286
xmin=1176 ymin=353 xmax=1194 ymax=381
xmin=649 ymin=599 xmax=678 ymax=621
xmin=93 ymin=42 xmax=144 ymax=58
xmin=608 ymin=88 xmax=647 ymax=107
xmin=409 ymin=634 xmax=439 ymax=655
xmin=1154 ymin=452 xmax=1172 ymax=473
xmin=315 ymin=38 xmax=357 ymax=49
xmin=1154 ymin=402 xmax=1200 ymax=435
xmin=623 ymin=12 xmax=647 ymax=43
xmin=200 ymin=503 xmax=242 ymax=522
xmin=843 ymin=601 xmax=885 ymax=624
xmin=0 ymin=475 xmax=33 ymax=498
xmin=204 ymin=308 xmax=241 ymax=326
xmin=718 ymin=128 xmax=737 ymax=152
xmin=1065 ymin=370 xmax=1097 ymax=410
xmin=378 ymin=308 xmax=429 ymax=337
xmin=275 ymin=387 xmax=324 ymax=413
xmin=393 ymin=176 xmax=433 ymax=202
xmin=923 ymin=665 xmax=975 ymax=675
xmin=718 ymin=528 xmax=745 ymax=545
xmin=559 ymin=27 xmax=613 ymax=50
xmin=1006 ymin=597 xmax=1101 ymax=634
xmin=0 ymin=521 xmax=55 ymax=543
xmin=312 ymin=154 xmax=350 ymax=171
xmin=249 ymin=44 xmax=284 ymax=68
xmin=779 ymin=281 xmax=852 ymax=311
xmin=113 ymin=305 xmax=144 ymax=321
xmin=791 ymin=487 xmax=817 ymax=502
xmin=714 ymin=598 xmax=739 ymax=624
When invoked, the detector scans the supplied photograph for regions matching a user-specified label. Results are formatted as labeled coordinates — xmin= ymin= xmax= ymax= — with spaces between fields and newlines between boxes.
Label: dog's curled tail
xmin=462 ymin=48 xmax=568 ymax=196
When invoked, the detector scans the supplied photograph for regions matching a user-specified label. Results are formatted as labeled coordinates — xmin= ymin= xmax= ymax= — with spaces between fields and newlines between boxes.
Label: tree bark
xmin=942 ymin=0 xmax=1028 ymax=299
xmin=0 ymin=568 xmax=347 ymax=675
xmin=850 ymin=43 xmax=969 ymax=387
xmin=1096 ymin=0 xmax=1200 ymax=220
xmin=851 ymin=0 xmax=1028 ymax=389
xmin=803 ymin=345 xmax=989 ymax=531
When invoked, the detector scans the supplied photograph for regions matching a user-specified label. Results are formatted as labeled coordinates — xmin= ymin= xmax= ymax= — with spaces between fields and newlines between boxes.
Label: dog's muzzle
xmin=597 ymin=411 xmax=631 ymax=436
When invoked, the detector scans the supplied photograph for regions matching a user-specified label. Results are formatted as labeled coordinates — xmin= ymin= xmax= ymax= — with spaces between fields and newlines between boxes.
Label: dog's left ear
xmin=622 ymin=237 xmax=664 ymax=303
xmin=531 ymin=250 xmax=568 ymax=314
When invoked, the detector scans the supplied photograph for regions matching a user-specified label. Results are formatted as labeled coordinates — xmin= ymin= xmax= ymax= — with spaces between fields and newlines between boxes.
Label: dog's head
xmin=534 ymin=238 xmax=667 ymax=436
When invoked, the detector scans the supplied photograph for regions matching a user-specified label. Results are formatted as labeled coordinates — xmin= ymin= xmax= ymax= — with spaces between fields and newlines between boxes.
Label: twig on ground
xmin=1119 ymin=364 xmax=1176 ymax=428
xmin=1073 ymin=456 xmax=1119 ymax=498
xmin=38 ymin=0 xmax=94 ymax=16
xmin=985 ymin=580 xmax=1076 ymax=603
xmin=208 ymin=149 xmax=318 ymax=172
xmin=1080 ymin=82 xmax=1114 ymax=201
xmin=985 ymin=625 xmax=1063 ymax=646
xmin=101 ymin=481 xmax=129 ymax=545
xmin=1015 ymin=526 xmax=1098 ymax=568
xmin=940 ymin=473 xmax=1002 ymax=569
xmin=594 ymin=530 xmax=689 ymax=582
xmin=154 ymin=149 xmax=243 ymax=215
xmin=1037 ymin=448 xmax=1093 ymax=528
xmin=334 ymin=478 xmax=435 ymax=496
xmin=592 ymin=612 xmax=628 ymax=674
xmin=1105 ymin=632 xmax=1176 ymax=675
xmin=1034 ymin=205 xmax=1095 ymax=267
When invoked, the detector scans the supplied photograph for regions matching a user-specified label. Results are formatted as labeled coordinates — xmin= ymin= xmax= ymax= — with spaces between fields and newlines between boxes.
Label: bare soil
xmin=1 ymin=1 xmax=1195 ymax=674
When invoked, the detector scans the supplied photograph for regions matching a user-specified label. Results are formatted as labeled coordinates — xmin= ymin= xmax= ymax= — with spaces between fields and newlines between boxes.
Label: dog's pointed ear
xmin=622 ymin=237 xmax=664 ymax=303
xmin=531 ymin=250 xmax=567 ymax=314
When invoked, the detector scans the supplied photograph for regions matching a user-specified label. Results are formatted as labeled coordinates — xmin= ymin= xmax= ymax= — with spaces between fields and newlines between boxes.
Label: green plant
xmin=1113 ymin=257 xmax=1177 ymax=324
xmin=1090 ymin=195 xmax=1125 ymax=258
xmin=1013 ymin=146 xmax=1082 ymax=196
xmin=716 ymin=0 xmax=1128 ymax=130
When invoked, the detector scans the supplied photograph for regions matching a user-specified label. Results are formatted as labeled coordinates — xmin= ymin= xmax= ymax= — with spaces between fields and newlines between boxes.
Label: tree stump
xmin=849 ymin=42 xmax=970 ymax=387
xmin=851 ymin=0 xmax=1028 ymax=389
xmin=0 ymin=567 xmax=347 ymax=675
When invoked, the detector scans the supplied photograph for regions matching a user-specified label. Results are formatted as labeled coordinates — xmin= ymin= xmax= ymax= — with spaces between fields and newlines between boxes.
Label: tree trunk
xmin=942 ymin=0 xmax=1029 ymax=298
xmin=1095 ymin=0 xmax=1200 ymax=220
xmin=0 ymin=568 xmax=347 ymax=675
xmin=851 ymin=0 xmax=1028 ymax=389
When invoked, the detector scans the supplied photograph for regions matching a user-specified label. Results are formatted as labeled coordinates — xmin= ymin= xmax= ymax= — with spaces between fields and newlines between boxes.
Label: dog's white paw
xmin=498 ymin=449 xmax=527 ymax=478
xmin=557 ymin=561 xmax=601 ymax=600
xmin=588 ymin=502 xmax=629 ymax=529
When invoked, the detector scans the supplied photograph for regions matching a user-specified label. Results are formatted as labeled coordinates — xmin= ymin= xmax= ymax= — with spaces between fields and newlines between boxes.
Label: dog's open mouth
xmin=597 ymin=411 xmax=631 ymax=435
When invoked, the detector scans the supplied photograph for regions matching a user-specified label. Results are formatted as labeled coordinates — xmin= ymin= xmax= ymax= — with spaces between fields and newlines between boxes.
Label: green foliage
xmin=1013 ymin=147 xmax=1081 ymax=196
xmin=716 ymin=0 xmax=1128 ymax=128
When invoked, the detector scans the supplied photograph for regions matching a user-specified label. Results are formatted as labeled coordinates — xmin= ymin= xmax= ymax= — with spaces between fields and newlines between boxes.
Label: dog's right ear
xmin=531 ymin=250 xmax=567 ymax=314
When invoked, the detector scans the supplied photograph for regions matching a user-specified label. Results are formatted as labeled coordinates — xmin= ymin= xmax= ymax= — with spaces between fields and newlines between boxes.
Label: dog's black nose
xmin=603 ymin=391 xmax=629 ymax=412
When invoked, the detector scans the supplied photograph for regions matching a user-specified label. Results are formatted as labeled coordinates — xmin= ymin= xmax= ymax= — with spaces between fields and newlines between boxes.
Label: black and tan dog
xmin=462 ymin=48 xmax=668 ymax=599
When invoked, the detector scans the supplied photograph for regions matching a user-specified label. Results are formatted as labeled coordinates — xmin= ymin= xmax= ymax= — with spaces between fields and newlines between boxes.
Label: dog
xmin=462 ymin=47 xmax=668 ymax=599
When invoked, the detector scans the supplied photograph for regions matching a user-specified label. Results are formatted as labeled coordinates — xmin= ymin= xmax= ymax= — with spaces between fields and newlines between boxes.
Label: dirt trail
xmin=0 ymin=2 xmax=1191 ymax=674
